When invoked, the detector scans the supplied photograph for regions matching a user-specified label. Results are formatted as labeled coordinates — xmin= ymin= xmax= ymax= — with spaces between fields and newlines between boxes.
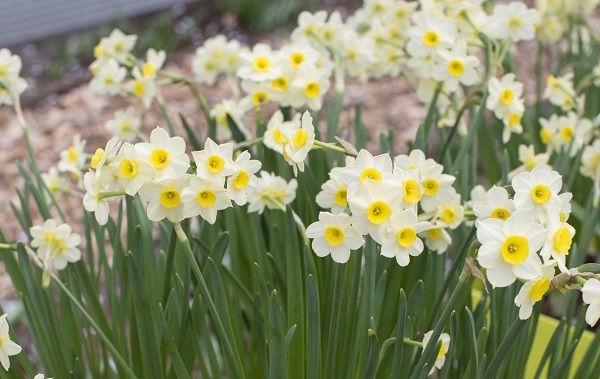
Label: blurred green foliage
xmin=216 ymin=0 xmax=321 ymax=32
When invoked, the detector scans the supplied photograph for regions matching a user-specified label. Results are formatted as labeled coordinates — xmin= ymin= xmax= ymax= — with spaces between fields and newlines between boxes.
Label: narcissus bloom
xmin=247 ymin=172 xmax=297 ymax=214
xmin=181 ymin=177 xmax=231 ymax=224
xmin=127 ymin=66 xmax=157 ymax=108
xmin=138 ymin=175 xmax=191 ymax=222
xmin=83 ymin=170 xmax=113 ymax=225
xmin=473 ymin=186 xmax=515 ymax=223
xmin=582 ymin=278 xmax=600 ymax=327
xmin=111 ymin=143 xmax=157 ymax=196
xmin=512 ymin=165 xmax=562 ymax=220
xmin=105 ymin=107 xmax=141 ymax=142
xmin=282 ymin=111 xmax=315 ymax=174
xmin=419 ymin=160 xmax=456 ymax=213
xmin=485 ymin=2 xmax=539 ymax=42
xmin=30 ymin=219 xmax=82 ymax=271
xmin=422 ymin=331 xmax=451 ymax=375
xmin=540 ymin=206 xmax=574 ymax=272
xmin=340 ymin=149 xmax=393 ymax=197
xmin=89 ymin=59 xmax=126 ymax=96
xmin=263 ymin=110 xmax=294 ymax=154
xmin=0 ymin=314 xmax=21 ymax=371
xmin=432 ymin=41 xmax=479 ymax=92
xmin=476 ymin=212 xmax=546 ymax=288
xmin=393 ymin=167 xmax=424 ymax=208
xmin=141 ymin=48 xmax=165 ymax=79
xmin=421 ymin=226 xmax=452 ymax=254
xmin=136 ymin=126 xmax=190 ymax=180
xmin=306 ymin=212 xmax=364 ymax=263
xmin=226 ymin=151 xmax=262 ymax=206
xmin=486 ymin=74 xmax=524 ymax=119
xmin=192 ymin=138 xmax=238 ymax=185
xmin=348 ymin=178 xmax=402 ymax=244
xmin=316 ymin=169 xmax=348 ymax=214
xmin=515 ymin=262 xmax=555 ymax=320
xmin=58 ymin=134 xmax=87 ymax=180
xmin=381 ymin=209 xmax=430 ymax=266
xmin=238 ymin=43 xmax=281 ymax=82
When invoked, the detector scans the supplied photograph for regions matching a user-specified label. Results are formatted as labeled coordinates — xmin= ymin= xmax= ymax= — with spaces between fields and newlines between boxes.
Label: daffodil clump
xmin=2 ymin=0 xmax=600 ymax=378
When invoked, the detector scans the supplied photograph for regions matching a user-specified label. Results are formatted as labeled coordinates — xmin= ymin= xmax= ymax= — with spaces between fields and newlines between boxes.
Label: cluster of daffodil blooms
xmin=4 ymin=0 xmax=600 ymax=377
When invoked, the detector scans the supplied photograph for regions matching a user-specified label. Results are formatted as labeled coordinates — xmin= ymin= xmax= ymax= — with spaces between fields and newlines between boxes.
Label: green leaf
xmin=227 ymin=113 xmax=247 ymax=143
xmin=269 ymin=290 xmax=288 ymax=379
xmin=306 ymin=275 xmax=320 ymax=379
xmin=391 ymin=289 xmax=407 ymax=378
xmin=126 ymin=253 xmax=164 ymax=379
xmin=159 ymin=305 xmax=192 ymax=379
xmin=362 ymin=329 xmax=380 ymax=379
xmin=483 ymin=317 xmax=528 ymax=379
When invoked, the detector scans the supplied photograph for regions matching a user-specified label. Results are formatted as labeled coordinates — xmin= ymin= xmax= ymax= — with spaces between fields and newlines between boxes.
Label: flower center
xmin=491 ymin=208 xmax=510 ymax=221
xmin=324 ymin=226 xmax=345 ymax=246
xmin=133 ymin=81 xmax=146 ymax=97
xmin=530 ymin=277 xmax=550 ymax=302
xmin=531 ymin=184 xmax=551 ymax=204
xmin=423 ymin=30 xmax=439 ymax=47
xmin=508 ymin=113 xmax=521 ymax=128
xmin=67 ymin=146 xmax=78 ymax=163
xmin=304 ymin=82 xmax=320 ymax=99
xmin=252 ymin=92 xmax=269 ymax=106
xmin=233 ymin=171 xmax=250 ymax=190
xmin=448 ymin=60 xmax=465 ymax=77
xmin=272 ymin=77 xmax=288 ymax=90
xmin=442 ymin=208 xmax=456 ymax=223
xmin=118 ymin=158 xmax=138 ymax=179
xmin=293 ymin=129 xmax=309 ymax=148
xmin=359 ymin=168 xmax=382 ymax=182
xmin=273 ymin=128 xmax=287 ymax=143
xmin=143 ymin=62 xmax=155 ymax=77
xmin=403 ymin=179 xmax=422 ymax=203
xmin=334 ymin=189 xmax=347 ymax=207
xmin=427 ymin=229 xmax=441 ymax=239
xmin=198 ymin=190 xmax=216 ymax=208
xmin=367 ymin=201 xmax=392 ymax=225
xmin=44 ymin=232 xmax=67 ymax=256
xmin=206 ymin=155 xmax=225 ymax=174
xmin=540 ymin=129 xmax=553 ymax=144
xmin=253 ymin=56 xmax=270 ymax=72
xmin=90 ymin=148 xmax=105 ymax=169
xmin=509 ymin=16 xmax=523 ymax=30
xmin=500 ymin=89 xmax=514 ymax=104
xmin=553 ymin=226 xmax=572 ymax=254
xmin=290 ymin=52 xmax=305 ymax=68
xmin=437 ymin=341 xmax=446 ymax=359
xmin=501 ymin=235 xmax=529 ymax=265
xmin=150 ymin=149 xmax=170 ymax=168
xmin=423 ymin=179 xmax=439 ymax=196
xmin=397 ymin=228 xmax=417 ymax=248
xmin=160 ymin=189 xmax=180 ymax=208
xmin=560 ymin=126 xmax=573 ymax=142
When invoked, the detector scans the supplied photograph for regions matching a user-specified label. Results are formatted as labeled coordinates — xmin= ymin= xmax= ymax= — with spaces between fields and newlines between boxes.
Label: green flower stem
xmin=157 ymin=95 xmax=176 ymax=136
xmin=226 ymin=74 xmax=241 ymax=99
xmin=0 ymin=243 xmax=17 ymax=250
xmin=234 ymin=137 xmax=264 ymax=151
xmin=403 ymin=338 xmax=424 ymax=348
xmin=312 ymin=140 xmax=348 ymax=155
xmin=379 ymin=337 xmax=423 ymax=367
xmin=161 ymin=227 xmax=178 ymax=305
xmin=575 ymin=73 xmax=597 ymax=94
xmin=50 ymin=273 xmax=138 ymax=379
xmin=98 ymin=191 xmax=125 ymax=200
xmin=184 ymin=80 xmax=214 ymax=132
xmin=410 ymin=262 xmax=472 ymax=379
xmin=173 ymin=222 xmax=245 ymax=379
xmin=157 ymin=69 xmax=185 ymax=83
